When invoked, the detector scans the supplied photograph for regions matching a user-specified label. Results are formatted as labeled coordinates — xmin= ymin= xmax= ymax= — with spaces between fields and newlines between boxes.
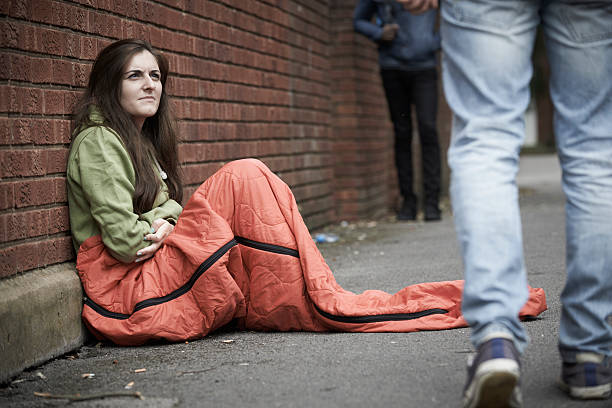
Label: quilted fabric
xmin=77 ymin=159 xmax=547 ymax=346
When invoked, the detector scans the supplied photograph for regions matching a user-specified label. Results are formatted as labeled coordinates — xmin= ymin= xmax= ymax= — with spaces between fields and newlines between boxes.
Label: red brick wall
xmin=0 ymin=0 xmax=449 ymax=278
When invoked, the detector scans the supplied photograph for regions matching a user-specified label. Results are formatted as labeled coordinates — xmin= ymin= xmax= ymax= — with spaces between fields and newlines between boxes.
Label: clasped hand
xmin=135 ymin=218 xmax=174 ymax=262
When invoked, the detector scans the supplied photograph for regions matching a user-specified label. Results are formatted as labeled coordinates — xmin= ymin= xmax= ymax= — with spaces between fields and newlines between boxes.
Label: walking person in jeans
xmin=353 ymin=0 xmax=442 ymax=221
xmin=399 ymin=0 xmax=612 ymax=406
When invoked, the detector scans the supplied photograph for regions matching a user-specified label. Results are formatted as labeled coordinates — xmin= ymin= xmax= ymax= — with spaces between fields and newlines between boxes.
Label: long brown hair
xmin=72 ymin=39 xmax=182 ymax=214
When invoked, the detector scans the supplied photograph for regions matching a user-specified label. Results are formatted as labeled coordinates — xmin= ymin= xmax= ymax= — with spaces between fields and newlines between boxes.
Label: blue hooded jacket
xmin=353 ymin=0 xmax=440 ymax=71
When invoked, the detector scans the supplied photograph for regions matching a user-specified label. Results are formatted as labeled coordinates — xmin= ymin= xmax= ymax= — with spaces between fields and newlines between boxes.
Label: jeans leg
xmin=441 ymin=0 xmax=540 ymax=353
xmin=412 ymin=68 xmax=440 ymax=207
xmin=541 ymin=2 xmax=612 ymax=362
xmin=381 ymin=69 xmax=417 ymax=208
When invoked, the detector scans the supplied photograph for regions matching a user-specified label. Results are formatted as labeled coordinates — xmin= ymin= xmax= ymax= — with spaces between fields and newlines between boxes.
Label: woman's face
xmin=120 ymin=50 xmax=162 ymax=130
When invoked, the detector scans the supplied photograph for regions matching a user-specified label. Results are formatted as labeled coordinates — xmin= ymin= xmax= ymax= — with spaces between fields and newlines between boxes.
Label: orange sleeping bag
xmin=77 ymin=159 xmax=547 ymax=345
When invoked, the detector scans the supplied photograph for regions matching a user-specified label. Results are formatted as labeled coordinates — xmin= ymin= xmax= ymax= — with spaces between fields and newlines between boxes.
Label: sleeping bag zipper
xmin=235 ymin=237 xmax=449 ymax=323
xmin=83 ymin=238 xmax=238 ymax=319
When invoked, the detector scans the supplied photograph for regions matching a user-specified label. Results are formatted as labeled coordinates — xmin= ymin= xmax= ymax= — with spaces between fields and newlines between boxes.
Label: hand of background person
xmin=135 ymin=218 xmax=174 ymax=262
xmin=397 ymin=0 xmax=438 ymax=14
xmin=380 ymin=24 xmax=399 ymax=41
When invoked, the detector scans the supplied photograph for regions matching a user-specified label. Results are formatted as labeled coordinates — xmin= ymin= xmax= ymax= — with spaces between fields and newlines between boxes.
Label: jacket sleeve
xmin=139 ymin=198 xmax=182 ymax=227
xmin=353 ymin=0 xmax=383 ymax=42
xmin=75 ymin=127 xmax=155 ymax=263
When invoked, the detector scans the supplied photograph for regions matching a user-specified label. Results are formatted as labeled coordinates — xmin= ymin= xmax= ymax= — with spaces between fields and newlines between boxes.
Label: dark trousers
xmin=380 ymin=68 xmax=441 ymax=209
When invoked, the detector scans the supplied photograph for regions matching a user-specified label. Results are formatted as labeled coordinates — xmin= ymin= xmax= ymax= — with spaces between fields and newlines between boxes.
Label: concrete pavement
xmin=2 ymin=154 xmax=610 ymax=407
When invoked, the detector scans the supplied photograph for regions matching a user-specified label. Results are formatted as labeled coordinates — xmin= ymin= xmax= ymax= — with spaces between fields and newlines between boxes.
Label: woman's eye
xmin=128 ymin=72 xmax=140 ymax=79
xmin=151 ymin=72 xmax=160 ymax=80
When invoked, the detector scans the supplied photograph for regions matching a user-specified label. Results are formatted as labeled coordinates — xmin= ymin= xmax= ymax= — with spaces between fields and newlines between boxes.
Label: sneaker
xmin=397 ymin=201 xmax=416 ymax=221
xmin=424 ymin=205 xmax=441 ymax=221
xmin=462 ymin=336 xmax=522 ymax=408
xmin=559 ymin=352 xmax=612 ymax=400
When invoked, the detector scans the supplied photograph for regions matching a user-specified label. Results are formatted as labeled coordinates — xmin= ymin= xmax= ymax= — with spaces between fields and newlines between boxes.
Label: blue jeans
xmin=441 ymin=0 xmax=612 ymax=362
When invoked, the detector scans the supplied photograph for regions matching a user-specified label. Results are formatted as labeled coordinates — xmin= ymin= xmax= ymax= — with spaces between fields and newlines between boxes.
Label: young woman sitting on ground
xmin=67 ymin=39 xmax=546 ymax=346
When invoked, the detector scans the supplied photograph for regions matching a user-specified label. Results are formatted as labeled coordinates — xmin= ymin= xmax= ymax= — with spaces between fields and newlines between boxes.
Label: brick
xmin=73 ymin=62 xmax=91 ymax=87
xmin=47 ymin=206 xmax=70 ymax=235
xmin=30 ymin=118 xmax=54 ymax=144
xmin=14 ymin=178 xmax=63 ymax=208
xmin=40 ymin=236 xmax=74 ymax=265
xmin=38 ymin=27 xmax=66 ymax=55
xmin=8 ymin=54 xmax=34 ymax=82
xmin=51 ymin=59 xmax=74 ymax=85
xmin=9 ymin=0 xmax=30 ymax=18
xmin=64 ymin=3 xmax=89 ymax=31
xmin=0 ymin=246 xmax=17 ymax=278
xmin=46 ymin=149 xmax=68 ymax=174
xmin=80 ymin=36 xmax=97 ymax=60
xmin=30 ymin=56 xmax=53 ymax=84
xmin=21 ymin=87 xmax=44 ymax=114
xmin=0 ymin=53 xmax=9 ymax=80
xmin=13 ymin=241 xmax=40 ymax=274
xmin=0 ymin=85 xmax=17 ymax=113
xmin=6 ymin=209 xmax=48 ymax=241
xmin=0 ymin=149 xmax=46 ymax=177
xmin=182 ymin=162 xmax=224 ymax=185
xmin=54 ymin=120 xmax=73 ymax=144
xmin=0 ymin=117 xmax=9 ymax=145
xmin=8 ymin=119 xmax=29 ymax=144
xmin=0 ymin=207 xmax=70 ymax=244
xmin=54 ymin=177 xmax=67 ymax=203
xmin=64 ymin=90 xmax=82 ymax=115
xmin=65 ymin=32 xmax=81 ymax=58
xmin=90 ymin=11 xmax=122 ymax=39
xmin=43 ymin=90 xmax=66 ymax=114
xmin=30 ymin=0 xmax=53 ymax=23
xmin=0 ymin=213 xmax=6 ymax=242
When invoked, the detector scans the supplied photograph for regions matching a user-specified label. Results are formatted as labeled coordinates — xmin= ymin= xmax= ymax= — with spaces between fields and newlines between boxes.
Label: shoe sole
xmin=558 ymin=380 xmax=612 ymax=400
xmin=464 ymin=359 xmax=521 ymax=408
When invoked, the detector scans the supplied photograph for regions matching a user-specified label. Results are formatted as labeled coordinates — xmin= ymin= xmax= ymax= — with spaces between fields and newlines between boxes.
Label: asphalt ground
xmin=1 ymin=155 xmax=610 ymax=407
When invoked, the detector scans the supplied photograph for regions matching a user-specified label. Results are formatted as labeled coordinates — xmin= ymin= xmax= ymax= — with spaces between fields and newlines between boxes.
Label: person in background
xmin=353 ymin=0 xmax=442 ymax=221
xmin=398 ymin=0 xmax=612 ymax=406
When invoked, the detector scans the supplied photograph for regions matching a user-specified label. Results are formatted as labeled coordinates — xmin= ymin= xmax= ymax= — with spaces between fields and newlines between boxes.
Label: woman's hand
xmin=135 ymin=218 xmax=174 ymax=262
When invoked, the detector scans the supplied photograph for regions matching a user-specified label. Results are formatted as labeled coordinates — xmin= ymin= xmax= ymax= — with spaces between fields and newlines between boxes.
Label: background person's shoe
xmin=559 ymin=352 xmax=612 ymax=400
xmin=424 ymin=205 xmax=441 ymax=221
xmin=397 ymin=201 xmax=416 ymax=221
xmin=463 ymin=337 xmax=522 ymax=408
